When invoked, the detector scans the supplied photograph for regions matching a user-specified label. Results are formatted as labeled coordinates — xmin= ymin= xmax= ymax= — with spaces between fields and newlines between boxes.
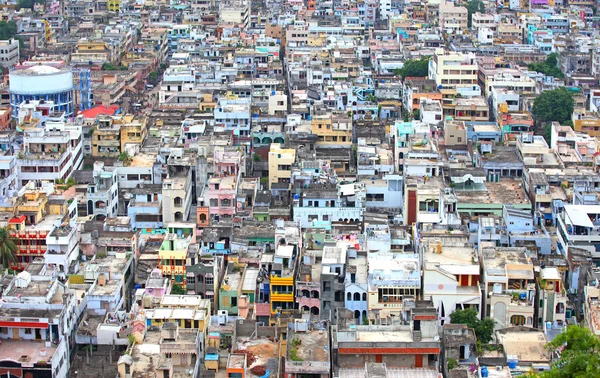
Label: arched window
xmin=362 ymin=293 xmax=367 ymax=301
xmin=347 ymin=292 xmax=352 ymax=301
xmin=353 ymin=292 xmax=360 ymax=301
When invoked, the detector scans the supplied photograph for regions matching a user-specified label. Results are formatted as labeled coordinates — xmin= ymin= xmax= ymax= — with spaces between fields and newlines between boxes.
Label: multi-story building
xmin=207 ymin=175 xmax=237 ymax=223
xmin=367 ymin=252 xmax=421 ymax=318
xmin=0 ymin=38 xmax=19 ymax=68
xmin=269 ymin=242 xmax=298 ymax=316
xmin=429 ymin=49 xmax=478 ymax=91
xmin=557 ymin=204 xmax=600 ymax=262
xmin=537 ymin=267 xmax=568 ymax=327
xmin=421 ymin=236 xmax=482 ymax=324
xmin=439 ymin=1 xmax=468 ymax=34
xmin=333 ymin=300 xmax=441 ymax=369
xmin=92 ymin=115 xmax=121 ymax=157
xmin=292 ymin=181 xmax=366 ymax=228
xmin=17 ymin=114 xmax=83 ymax=188
xmin=345 ymin=252 xmax=369 ymax=323
xmin=0 ymin=268 xmax=78 ymax=378
xmin=311 ymin=114 xmax=353 ymax=148
xmin=159 ymin=223 xmax=197 ymax=290
xmin=481 ymin=246 xmax=536 ymax=328
xmin=572 ymin=108 xmax=600 ymax=137
xmin=268 ymin=143 xmax=296 ymax=190
xmin=162 ymin=151 xmax=193 ymax=223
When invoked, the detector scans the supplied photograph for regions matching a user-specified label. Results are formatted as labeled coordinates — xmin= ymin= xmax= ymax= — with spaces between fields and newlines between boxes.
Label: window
xmin=0 ymin=327 xmax=7 ymax=334
xmin=24 ymin=328 xmax=32 ymax=334
xmin=231 ymin=297 xmax=237 ymax=307
xmin=175 ymin=275 xmax=183 ymax=283
xmin=187 ymin=276 xmax=195 ymax=285
xmin=323 ymin=281 xmax=331 ymax=292
xmin=205 ymin=277 xmax=214 ymax=285
xmin=322 ymin=215 xmax=329 ymax=221
xmin=457 ymin=137 xmax=462 ymax=143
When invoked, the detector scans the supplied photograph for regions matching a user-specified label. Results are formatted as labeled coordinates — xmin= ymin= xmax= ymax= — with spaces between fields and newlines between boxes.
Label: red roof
xmin=9 ymin=215 xmax=26 ymax=224
xmin=79 ymin=105 xmax=119 ymax=119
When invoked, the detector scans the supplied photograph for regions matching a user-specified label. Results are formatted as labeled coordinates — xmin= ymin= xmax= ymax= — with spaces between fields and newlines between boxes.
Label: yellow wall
xmin=268 ymin=143 xmax=296 ymax=189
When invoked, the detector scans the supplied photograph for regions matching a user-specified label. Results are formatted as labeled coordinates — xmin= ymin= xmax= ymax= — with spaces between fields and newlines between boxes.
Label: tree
xmin=0 ymin=227 xmax=18 ymax=271
xmin=528 ymin=53 xmax=564 ymax=79
xmin=530 ymin=325 xmax=600 ymax=377
xmin=171 ymin=284 xmax=185 ymax=295
xmin=102 ymin=62 xmax=117 ymax=71
xmin=531 ymin=87 xmax=574 ymax=126
xmin=393 ymin=57 xmax=431 ymax=79
xmin=413 ymin=109 xmax=421 ymax=120
xmin=148 ymin=71 xmax=159 ymax=84
xmin=0 ymin=21 xmax=17 ymax=40
xmin=16 ymin=0 xmax=34 ymax=10
xmin=465 ymin=0 xmax=485 ymax=28
xmin=449 ymin=308 xmax=496 ymax=344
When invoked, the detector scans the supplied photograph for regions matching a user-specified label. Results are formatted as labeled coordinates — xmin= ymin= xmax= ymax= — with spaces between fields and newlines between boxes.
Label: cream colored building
xmin=268 ymin=143 xmax=296 ymax=189
xmin=429 ymin=48 xmax=478 ymax=89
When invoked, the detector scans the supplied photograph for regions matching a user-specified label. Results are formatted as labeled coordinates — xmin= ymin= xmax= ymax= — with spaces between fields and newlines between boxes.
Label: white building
xmin=421 ymin=237 xmax=482 ymax=324
xmin=17 ymin=113 xmax=83 ymax=188
xmin=0 ymin=268 xmax=78 ymax=378
xmin=0 ymin=38 xmax=19 ymax=68
xmin=44 ymin=202 xmax=80 ymax=279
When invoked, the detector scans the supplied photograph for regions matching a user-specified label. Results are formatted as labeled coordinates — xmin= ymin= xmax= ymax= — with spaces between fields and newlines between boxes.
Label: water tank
xmin=481 ymin=366 xmax=489 ymax=377
xmin=508 ymin=360 xmax=517 ymax=369
xmin=519 ymin=293 xmax=527 ymax=300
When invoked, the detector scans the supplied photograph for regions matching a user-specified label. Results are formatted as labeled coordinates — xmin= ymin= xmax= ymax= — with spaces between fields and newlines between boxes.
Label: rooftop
xmin=0 ymin=339 xmax=58 ymax=366
xmin=455 ymin=179 xmax=529 ymax=205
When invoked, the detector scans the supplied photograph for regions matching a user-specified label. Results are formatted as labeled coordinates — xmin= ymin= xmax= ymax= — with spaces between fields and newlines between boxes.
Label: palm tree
xmin=0 ymin=227 xmax=18 ymax=271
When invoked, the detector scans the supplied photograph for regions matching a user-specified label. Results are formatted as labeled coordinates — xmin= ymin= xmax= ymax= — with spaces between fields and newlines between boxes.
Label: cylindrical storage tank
xmin=481 ymin=366 xmax=489 ymax=377
xmin=9 ymin=65 xmax=74 ymax=118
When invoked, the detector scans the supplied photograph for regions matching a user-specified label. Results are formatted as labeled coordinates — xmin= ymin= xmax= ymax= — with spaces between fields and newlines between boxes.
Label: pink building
xmin=207 ymin=176 xmax=237 ymax=222
xmin=144 ymin=269 xmax=170 ymax=299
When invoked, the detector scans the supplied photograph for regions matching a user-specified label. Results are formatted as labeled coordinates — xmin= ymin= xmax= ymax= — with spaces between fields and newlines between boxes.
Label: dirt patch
xmin=236 ymin=339 xmax=277 ymax=377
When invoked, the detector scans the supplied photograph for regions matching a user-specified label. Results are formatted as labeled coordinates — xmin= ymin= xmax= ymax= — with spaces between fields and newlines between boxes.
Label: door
xmin=375 ymin=355 xmax=382 ymax=363
xmin=460 ymin=345 xmax=465 ymax=359
xmin=415 ymin=354 xmax=423 ymax=368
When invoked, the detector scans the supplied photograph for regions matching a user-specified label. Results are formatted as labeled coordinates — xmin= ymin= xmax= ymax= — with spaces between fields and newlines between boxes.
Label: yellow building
xmin=268 ymin=143 xmax=296 ymax=190
xmin=573 ymin=108 xmax=600 ymax=137
xmin=158 ymin=223 xmax=196 ymax=289
xmin=92 ymin=116 xmax=121 ymax=157
xmin=269 ymin=244 xmax=296 ymax=316
xmin=107 ymin=0 xmax=121 ymax=12
xmin=119 ymin=114 xmax=148 ymax=152
xmin=311 ymin=114 xmax=353 ymax=147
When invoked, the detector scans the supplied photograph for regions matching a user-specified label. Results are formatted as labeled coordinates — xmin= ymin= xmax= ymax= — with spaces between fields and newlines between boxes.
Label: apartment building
xmin=268 ymin=143 xmax=296 ymax=190
xmin=429 ymin=49 xmax=479 ymax=90
xmin=481 ymin=246 xmax=536 ymax=328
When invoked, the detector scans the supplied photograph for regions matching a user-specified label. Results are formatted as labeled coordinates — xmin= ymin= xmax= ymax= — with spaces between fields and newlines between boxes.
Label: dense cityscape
xmin=0 ymin=0 xmax=599 ymax=377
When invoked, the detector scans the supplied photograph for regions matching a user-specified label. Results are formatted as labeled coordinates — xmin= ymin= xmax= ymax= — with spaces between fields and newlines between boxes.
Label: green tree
xmin=449 ymin=308 xmax=496 ymax=344
xmin=528 ymin=53 xmax=564 ymax=79
xmin=413 ymin=109 xmax=421 ymax=120
xmin=102 ymin=62 xmax=117 ymax=71
xmin=531 ymin=325 xmax=600 ymax=377
xmin=393 ymin=57 xmax=431 ymax=79
xmin=532 ymin=87 xmax=574 ymax=126
xmin=0 ymin=21 xmax=17 ymax=40
xmin=465 ymin=0 xmax=485 ymax=28
xmin=171 ymin=284 xmax=185 ymax=295
xmin=0 ymin=227 xmax=18 ymax=271
xmin=148 ymin=71 xmax=159 ymax=84
xmin=16 ymin=0 xmax=34 ymax=10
